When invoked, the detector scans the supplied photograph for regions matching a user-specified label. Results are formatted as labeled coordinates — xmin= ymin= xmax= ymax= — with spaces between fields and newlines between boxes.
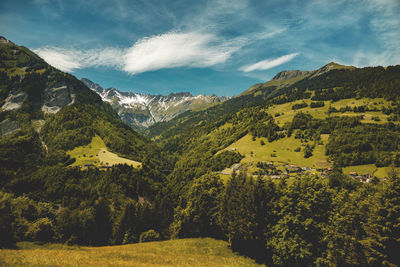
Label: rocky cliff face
xmin=81 ymin=78 xmax=228 ymax=129
xmin=1 ymin=80 xmax=76 ymax=114
xmin=272 ymin=70 xmax=311 ymax=80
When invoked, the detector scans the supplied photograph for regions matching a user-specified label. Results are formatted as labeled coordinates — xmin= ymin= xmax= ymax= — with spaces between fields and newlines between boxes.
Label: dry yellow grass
xmin=0 ymin=239 xmax=261 ymax=267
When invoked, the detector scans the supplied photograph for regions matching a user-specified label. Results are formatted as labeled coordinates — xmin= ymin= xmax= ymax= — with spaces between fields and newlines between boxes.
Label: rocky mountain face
xmin=0 ymin=36 xmax=154 ymax=168
xmin=272 ymin=70 xmax=311 ymax=80
xmin=81 ymin=78 xmax=228 ymax=129
xmin=242 ymin=62 xmax=356 ymax=97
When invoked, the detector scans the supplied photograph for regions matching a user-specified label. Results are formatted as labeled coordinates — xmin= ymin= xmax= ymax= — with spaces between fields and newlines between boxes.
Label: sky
xmin=1 ymin=0 xmax=399 ymax=96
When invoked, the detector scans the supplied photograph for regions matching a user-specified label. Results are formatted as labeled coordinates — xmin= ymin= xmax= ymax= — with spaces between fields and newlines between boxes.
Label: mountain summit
xmin=81 ymin=78 xmax=228 ymax=129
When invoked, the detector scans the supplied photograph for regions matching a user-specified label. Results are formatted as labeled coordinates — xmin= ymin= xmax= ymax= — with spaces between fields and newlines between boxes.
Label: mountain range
xmin=2 ymin=36 xmax=400 ymax=267
xmin=81 ymin=78 xmax=228 ymax=129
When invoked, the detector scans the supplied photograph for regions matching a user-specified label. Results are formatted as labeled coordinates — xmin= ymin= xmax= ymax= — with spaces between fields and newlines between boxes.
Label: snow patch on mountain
xmin=81 ymin=78 xmax=228 ymax=129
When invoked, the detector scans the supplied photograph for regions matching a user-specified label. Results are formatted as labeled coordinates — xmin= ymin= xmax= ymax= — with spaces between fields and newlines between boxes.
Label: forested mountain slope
xmin=148 ymin=62 xmax=400 ymax=267
xmin=0 ymin=37 xmax=170 ymax=248
xmin=150 ymin=62 xmax=400 ymax=198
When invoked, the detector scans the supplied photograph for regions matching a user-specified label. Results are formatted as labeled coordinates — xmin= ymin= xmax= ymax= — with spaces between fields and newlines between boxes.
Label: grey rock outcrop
xmin=0 ymin=119 xmax=20 ymax=136
xmin=41 ymin=82 xmax=76 ymax=114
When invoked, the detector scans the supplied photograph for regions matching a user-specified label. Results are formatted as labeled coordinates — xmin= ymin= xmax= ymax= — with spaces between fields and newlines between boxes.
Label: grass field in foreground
xmin=0 ymin=238 xmax=261 ymax=267
xmin=67 ymin=135 xmax=141 ymax=168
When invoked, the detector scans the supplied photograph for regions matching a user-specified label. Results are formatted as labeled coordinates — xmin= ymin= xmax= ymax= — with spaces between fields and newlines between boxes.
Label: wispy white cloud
xmin=34 ymin=48 xmax=82 ymax=72
xmin=239 ymin=53 xmax=299 ymax=72
xmin=34 ymin=31 xmax=243 ymax=74
xmin=34 ymin=47 xmax=124 ymax=72
xmin=123 ymin=31 xmax=241 ymax=74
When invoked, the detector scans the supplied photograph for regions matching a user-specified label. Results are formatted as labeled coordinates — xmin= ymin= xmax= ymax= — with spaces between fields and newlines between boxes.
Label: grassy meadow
xmin=0 ymin=238 xmax=261 ymax=267
xmin=215 ymin=97 xmax=396 ymax=177
xmin=268 ymin=97 xmax=391 ymax=127
xmin=67 ymin=135 xmax=142 ymax=168
xmin=223 ymin=134 xmax=330 ymax=170
xmin=342 ymin=164 xmax=400 ymax=178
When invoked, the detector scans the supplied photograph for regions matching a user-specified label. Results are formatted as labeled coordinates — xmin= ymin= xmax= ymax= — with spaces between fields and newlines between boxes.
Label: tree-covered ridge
xmin=0 ymin=38 xmax=172 ymax=250
xmin=146 ymin=85 xmax=276 ymax=142
xmin=271 ymin=65 xmax=400 ymax=104
xmin=149 ymin=64 xmax=400 ymax=152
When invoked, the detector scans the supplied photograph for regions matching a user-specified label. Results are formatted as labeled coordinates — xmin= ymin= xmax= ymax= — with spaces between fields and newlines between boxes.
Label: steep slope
xmin=149 ymin=62 xmax=400 ymax=194
xmin=147 ymin=63 xmax=354 ymax=143
xmin=81 ymin=78 xmax=228 ymax=129
xmin=0 ymin=36 xmax=165 ymax=194
xmin=241 ymin=62 xmax=356 ymax=97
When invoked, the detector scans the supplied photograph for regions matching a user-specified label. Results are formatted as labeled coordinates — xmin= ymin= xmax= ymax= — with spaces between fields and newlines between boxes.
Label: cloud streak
xmin=239 ymin=53 xmax=299 ymax=72
xmin=34 ymin=31 xmax=243 ymax=74
xmin=123 ymin=31 xmax=241 ymax=74
xmin=34 ymin=47 xmax=124 ymax=72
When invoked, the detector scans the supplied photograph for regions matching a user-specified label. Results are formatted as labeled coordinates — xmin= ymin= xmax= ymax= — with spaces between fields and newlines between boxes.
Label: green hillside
xmin=148 ymin=62 xmax=400 ymax=184
xmin=67 ymin=135 xmax=142 ymax=168
xmin=0 ymin=38 xmax=170 ymax=251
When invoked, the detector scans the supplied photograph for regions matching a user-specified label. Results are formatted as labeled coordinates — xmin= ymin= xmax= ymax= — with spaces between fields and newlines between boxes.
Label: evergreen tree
xmin=171 ymin=173 xmax=224 ymax=238
xmin=362 ymin=172 xmax=400 ymax=266
xmin=219 ymin=171 xmax=256 ymax=252
xmin=270 ymin=175 xmax=333 ymax=266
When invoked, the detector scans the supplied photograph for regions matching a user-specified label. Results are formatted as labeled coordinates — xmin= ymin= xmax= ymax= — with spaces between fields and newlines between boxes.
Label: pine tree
xmin=362 ymin=172 xmax=400 ymax=266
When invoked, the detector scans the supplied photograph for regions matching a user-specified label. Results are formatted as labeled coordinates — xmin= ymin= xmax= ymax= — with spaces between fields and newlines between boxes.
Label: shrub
xmin=139 ymin=229 xmax=160 ymax=243
xmin=122 ymin=230 xmax=136 ymax=244
xmin=310 ymin=101 xmax=325 ymax=108
xmin=292 ymin=102 xmax=308 ymax=110
xmin=26 ymin=217 xmax=55 ymax=242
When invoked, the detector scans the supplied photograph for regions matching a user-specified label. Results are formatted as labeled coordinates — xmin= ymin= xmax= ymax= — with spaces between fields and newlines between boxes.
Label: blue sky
xmin=1 ymin=0 xmax=399 ymax=96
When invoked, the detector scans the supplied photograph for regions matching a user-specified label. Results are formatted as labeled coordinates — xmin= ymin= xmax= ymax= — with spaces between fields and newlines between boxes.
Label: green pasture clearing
xmin=342 ymin=164 xmax=400 ymax=178
xmin=0 ymin=238 xmax=261 ymax=267
xmin=269 ymin=98 xmax=391 ymax=127
xmin=67 ymin=135 xmax=141 ymax=168
xmin=223 ymin=134 xmax=330 ymax=169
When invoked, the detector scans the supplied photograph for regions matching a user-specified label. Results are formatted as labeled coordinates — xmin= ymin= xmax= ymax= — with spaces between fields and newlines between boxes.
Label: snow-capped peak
xmin=81 ymin=78 xmax=228 ymax=129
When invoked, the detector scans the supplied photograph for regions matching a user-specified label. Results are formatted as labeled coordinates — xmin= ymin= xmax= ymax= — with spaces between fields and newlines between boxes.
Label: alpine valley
xmin=81 ymin=78 xmax=228 ymax=130
xmin=1 ymin=36 xmax=400 ymax=267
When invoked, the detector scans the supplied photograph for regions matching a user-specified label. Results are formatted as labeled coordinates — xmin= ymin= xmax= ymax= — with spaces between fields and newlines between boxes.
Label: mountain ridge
xmin=81 ymin=78 xmax=229 ymax=129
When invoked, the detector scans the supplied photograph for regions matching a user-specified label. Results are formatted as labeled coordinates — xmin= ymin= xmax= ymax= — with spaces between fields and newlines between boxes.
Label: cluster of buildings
xmin=221 ymin=161 xmax=376 ymax=184
xmin=348 ymin=172 xmax=374 ymax=183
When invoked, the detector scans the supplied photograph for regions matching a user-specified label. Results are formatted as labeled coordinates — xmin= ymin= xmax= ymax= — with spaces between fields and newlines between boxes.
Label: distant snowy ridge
xmin=81 ymin=78 xmax=228 ymax=129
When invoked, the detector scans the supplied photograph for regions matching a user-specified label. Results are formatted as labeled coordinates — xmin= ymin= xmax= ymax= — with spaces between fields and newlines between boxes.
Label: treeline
xmin=171 ymin=171 xmax=400 ymax=266
xmin=288 ymin=112 xmax=400 ymax=167
xmin=0 ymin=164 xmax=168 ymax=248
xmin=164 ymin=107 xmax=283 ymax=211
xmin=268 ymin=65 xmax=400 ymax=105
xmin=327 ymin=124 xmax=400 ymax=167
